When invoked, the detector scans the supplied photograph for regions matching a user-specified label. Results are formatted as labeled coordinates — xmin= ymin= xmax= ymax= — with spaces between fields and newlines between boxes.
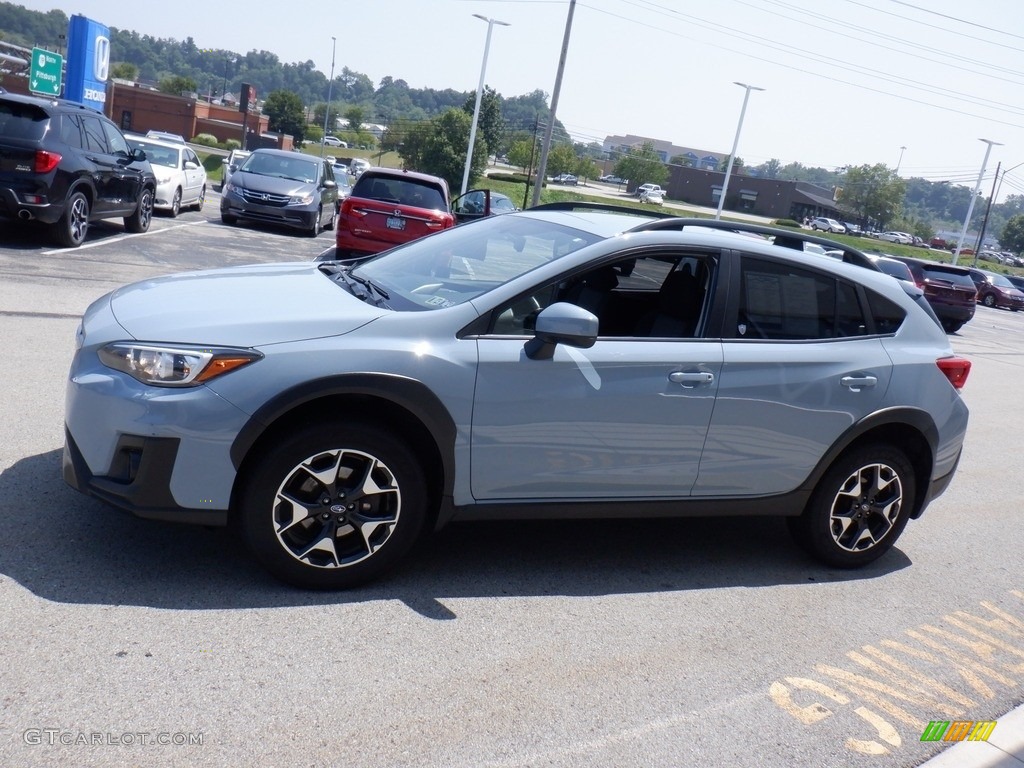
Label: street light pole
xmin=952 ymin=138 xmax=1002 ymax=265
xmin=715 ymin=82 xmax=764 ymax=221
xmin=320 ymin=36 xmax=337 ymax=159
xmin=461 ymin=14 xmax=509 ymax=196
xmin=896 ymin=145 xmax=907 ymax=175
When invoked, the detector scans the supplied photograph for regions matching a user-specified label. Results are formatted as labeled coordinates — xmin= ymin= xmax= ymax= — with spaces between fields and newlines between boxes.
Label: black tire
xmin=53 ymin=190 xmax=90 ymax=247
xmin=194 ymin=185 xmax=205 ymax=212
xmin=325 ymin=203 xmax=337 ymax=231
xmin=221 ymin=213 xmax=237 ymax=225
xmin=942 ymin=321 xmax=963 ymax=334
xmin=169 ymin=187 xmax=182 ymax=218
xmin=238 ymin=421 xmax=429 ymax=589
xmin=787 ymin=444 xmax=915 ymax=568
xmin=305 ymin=206 xmax=322 ymax=237
xmin=123 ymin=187 xmax=153 ymax=234
xmin=983 ymin=294 xmax=996 ymax=308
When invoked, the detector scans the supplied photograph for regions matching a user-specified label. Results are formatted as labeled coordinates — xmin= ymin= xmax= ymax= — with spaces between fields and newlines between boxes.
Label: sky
xmin=21 ymin=0 xmax=1024 ymax=199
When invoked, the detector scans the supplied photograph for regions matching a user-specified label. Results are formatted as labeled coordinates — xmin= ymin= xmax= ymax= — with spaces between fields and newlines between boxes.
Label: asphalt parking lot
xmin=1 ymin=201 xmax=1023 ymax=768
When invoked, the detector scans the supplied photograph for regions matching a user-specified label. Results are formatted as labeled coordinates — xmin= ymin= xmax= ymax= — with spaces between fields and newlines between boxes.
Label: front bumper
xmin=221 ymin=195 xmax=317 ymax=230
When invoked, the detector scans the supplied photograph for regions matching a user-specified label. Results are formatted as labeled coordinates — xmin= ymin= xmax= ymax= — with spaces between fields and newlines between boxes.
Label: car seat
xmin=563 ymin=266 xmax=619 ymax=330
xmin=634 ymin=264 xmax=703 ymax=337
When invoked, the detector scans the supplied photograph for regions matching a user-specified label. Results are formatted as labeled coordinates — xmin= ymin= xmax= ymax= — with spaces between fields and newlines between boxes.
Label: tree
xmin=313 ymin=102 xmax=342 ymax=134
xmin=462 ymin=86 xmax=505 ymax=158
xmin=398 ymin=108 xmax=486 ymax=191
xmin=507 ymin=139 xmax=534 ymax=171
xmin=839 ymin=164 xmax=906 ymax=229
xmin=720 ymin=156 xmax=745 ymax=172
xmin=547 ymin=143 xmax=578 ymax=177
xmin=575 ymin=156 xmax=601 ymax=182
xmin=158 ymin=75 xmax=197 ymax=95
xmin=613 ymin=142 xmax=667 ymax=188
xmin=263 ymin=90 xmax=307 ymax=143
xmin=344 ymin=106 xmax=366 ymax=134
xmin=1001 ymin=215 xmax=1024 ymax=254
xmin=110 ymin=61 xmax=138 ymax=81
xmin=757 ymin=158 xmax=783 ymax=179
xmin=670 ymin=154 xmax=694 ymax=167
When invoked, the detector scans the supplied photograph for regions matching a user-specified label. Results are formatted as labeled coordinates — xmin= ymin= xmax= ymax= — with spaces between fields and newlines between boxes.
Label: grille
xmin=240 ymin=189 xmax=290 ymax=206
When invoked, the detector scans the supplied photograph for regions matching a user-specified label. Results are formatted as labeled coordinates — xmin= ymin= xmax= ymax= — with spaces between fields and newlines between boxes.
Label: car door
xmin=470 ymin=250 xmax=724 ymax=500
xmin=692 ymin=255 xmax=893 ymax=497
xmin=319 ymin=160 xmax=339 ymax=218
xmin=182 ymin=147 xmax=204 ymax=203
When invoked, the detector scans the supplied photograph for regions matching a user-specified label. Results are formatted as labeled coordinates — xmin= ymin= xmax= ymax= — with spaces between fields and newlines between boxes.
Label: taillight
xmin=937 ymin=357 xmax=971 ymax=390
xmin=34 ymin=150 xmax=61 ymax=173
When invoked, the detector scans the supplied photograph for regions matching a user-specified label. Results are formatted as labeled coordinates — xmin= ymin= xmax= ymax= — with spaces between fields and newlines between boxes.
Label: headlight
xmin=289 ymin=192 xmax=316 ymax=205
xmin=98 ymin=343 xmax=262 ymax=387
xmin=223 ymin=182 xmax=237 ymax=196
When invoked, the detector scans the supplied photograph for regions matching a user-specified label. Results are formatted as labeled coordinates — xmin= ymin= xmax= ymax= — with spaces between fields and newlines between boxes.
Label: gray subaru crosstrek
xmin=64 ymin=206 xmax=971 ymax=588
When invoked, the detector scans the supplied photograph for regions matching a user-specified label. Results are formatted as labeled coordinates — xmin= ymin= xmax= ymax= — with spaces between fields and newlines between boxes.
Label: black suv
xmin=0 ymin=92 xmax=156 ymax=247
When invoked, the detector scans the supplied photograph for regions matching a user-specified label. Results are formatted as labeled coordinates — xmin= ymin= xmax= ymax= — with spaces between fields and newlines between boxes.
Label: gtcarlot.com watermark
xmin=23 ymin=729 xmax=204 ymax=747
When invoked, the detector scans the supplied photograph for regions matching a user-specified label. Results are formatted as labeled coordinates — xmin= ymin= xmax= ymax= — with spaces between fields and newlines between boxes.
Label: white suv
xmin=811 ymin=217 xmax=846 ymax=233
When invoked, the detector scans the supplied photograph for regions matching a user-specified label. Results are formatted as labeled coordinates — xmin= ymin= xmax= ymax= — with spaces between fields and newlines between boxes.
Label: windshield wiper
xmin=340 ymin=268 xmax=390 ymax=305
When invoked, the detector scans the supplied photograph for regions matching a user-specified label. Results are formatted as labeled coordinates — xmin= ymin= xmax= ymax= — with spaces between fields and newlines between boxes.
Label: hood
xmin=108 ymin=263 xmax=386 ymax=346
xmin=232 ymin=169 xmax=317 ymax=195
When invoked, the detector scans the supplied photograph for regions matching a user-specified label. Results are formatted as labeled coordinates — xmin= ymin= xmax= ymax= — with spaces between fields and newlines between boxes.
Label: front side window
xmin=101 ymin=120 xmax=130 ymax=157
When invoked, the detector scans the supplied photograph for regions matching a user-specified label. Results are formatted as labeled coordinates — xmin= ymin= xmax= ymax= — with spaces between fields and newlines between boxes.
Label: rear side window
xmin=736 ymin=258 xmax=868 ymax=340
xmin=80 ymin=116 xmax=107 ymax=153
xmin=60 ymin=114 xmax=83 ymax=148
xmin=864 ymin=290 xmax=906 ymax=335
xmin=353 ymin=175 xmax=446 ymax=209
xmin=0 ymin=101 xmax=49 ymax=141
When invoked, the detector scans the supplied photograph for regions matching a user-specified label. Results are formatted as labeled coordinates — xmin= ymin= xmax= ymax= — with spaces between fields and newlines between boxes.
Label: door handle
xmin=669 ymin=371 xmax=714 ymax=387
xmin=840 ymin=375 xmax=878 ymax=391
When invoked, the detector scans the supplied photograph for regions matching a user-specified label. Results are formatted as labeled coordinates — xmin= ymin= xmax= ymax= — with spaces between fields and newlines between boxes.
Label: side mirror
xmin=524 ymin=302 xmax=598 ymax=360
xmin=323 ymin=179 xmax=337 ymax=189
xmin=184 ymin=161 xmax=198 ymax=170
xmin=131 ymin=148 xmax=147 ymax=162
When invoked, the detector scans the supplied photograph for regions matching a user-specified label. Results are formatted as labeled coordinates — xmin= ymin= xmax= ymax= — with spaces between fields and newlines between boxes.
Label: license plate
xmin=386 ymin=216 xmax=405 ymax=231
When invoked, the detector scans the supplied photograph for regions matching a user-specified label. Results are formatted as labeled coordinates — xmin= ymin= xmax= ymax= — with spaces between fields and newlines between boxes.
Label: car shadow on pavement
xmin=0 ymin=450 xmax=911 ymax=616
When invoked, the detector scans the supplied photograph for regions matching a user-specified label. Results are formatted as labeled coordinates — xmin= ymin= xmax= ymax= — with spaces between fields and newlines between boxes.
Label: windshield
xmin=989 ymin=273 xmax=1014 ymax=288
xmin=350 ymin=214 xmax=603 ymax=310
xmin=239 ymin=153 xmax=319 ymax=183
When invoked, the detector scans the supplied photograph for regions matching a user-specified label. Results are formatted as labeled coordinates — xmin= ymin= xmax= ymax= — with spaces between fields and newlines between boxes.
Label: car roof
xmin=359 ymin=167 xmax=449 ymax=190
xmin=250 ymin=148 xmax=317 ymax=159
xmin=0 ymin=92 xmax=104 ymax=115
xmin=125 ymin=133 xmax=184 ymax=151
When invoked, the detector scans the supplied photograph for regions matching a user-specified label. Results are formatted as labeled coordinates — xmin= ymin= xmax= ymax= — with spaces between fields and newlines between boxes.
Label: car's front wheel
xmin=170 ymin=187 xmax=182 ymax=217
xmin=305 ymin=206 xmax=322 ymax=237
xmin=788 ymin=444 xmax=914 ymax=568
xmin=238 ymin=421 xmax=429 ymax=589
xmin=983 ymin=294 xmax=997 ymax=307
xmin=194 ymin=185 xmax=206 ymax=212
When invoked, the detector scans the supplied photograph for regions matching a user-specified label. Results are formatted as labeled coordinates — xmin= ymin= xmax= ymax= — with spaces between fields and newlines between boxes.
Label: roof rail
xmin=627 ymin=217 xmax=879 ymax=269
xmin=528 ymin=201 xmax=676 ymax=219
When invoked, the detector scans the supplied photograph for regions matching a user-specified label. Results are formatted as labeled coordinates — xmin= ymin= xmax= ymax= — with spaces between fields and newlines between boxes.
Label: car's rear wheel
xmin=124 ymin=187 xmax=153 ymax=234
xmin=170 ymin=187 xmax=182 ymax=217
xmin=788 ymin=444 xmax=914 ymax=568
xmin=325 ymin=203 xmax=337 ymax=231
xmin=942 ymin=320 xmax=963 ymax=333
xmin=53 ymin=191 xmax=90 ymax=247
xmin=238 ymin=421 xmax=429 ymax=589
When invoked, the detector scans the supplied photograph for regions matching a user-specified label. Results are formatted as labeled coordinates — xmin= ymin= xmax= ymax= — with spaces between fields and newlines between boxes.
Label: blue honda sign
xmin=64 ymin=15 xmax=110 ymax=112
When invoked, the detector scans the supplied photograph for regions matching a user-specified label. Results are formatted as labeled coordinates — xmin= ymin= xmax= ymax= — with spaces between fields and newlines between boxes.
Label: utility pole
xmin=531 ymin=0 xmax=576 ymax=208
xmin=972 ymin=161 xmax=1001 ymax=266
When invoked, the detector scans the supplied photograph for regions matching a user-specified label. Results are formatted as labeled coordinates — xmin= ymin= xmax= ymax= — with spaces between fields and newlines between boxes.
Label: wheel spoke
xmin=274 ymin=490 xmax=319 ymax=534
xmin=298 ymin=450 xmax=346 ymax=492
xmin=829 ymin=463 xmax=903 ymax=552
xmin=297 ymin=530 xmax=340 ymax=567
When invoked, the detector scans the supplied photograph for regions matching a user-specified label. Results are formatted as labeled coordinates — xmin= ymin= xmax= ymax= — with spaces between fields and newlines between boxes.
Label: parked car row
xmin=124 ymin=133 xmax=207 ymax=217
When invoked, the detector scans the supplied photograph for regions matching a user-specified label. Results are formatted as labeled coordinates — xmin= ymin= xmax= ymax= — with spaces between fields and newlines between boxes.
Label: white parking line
xmin=42 ymin=219 xmax=210 ymax=256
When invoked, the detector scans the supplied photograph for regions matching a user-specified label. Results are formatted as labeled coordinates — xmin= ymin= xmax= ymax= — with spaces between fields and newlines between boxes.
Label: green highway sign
xmin=29 ymin=47 xmax=63 ymax=96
